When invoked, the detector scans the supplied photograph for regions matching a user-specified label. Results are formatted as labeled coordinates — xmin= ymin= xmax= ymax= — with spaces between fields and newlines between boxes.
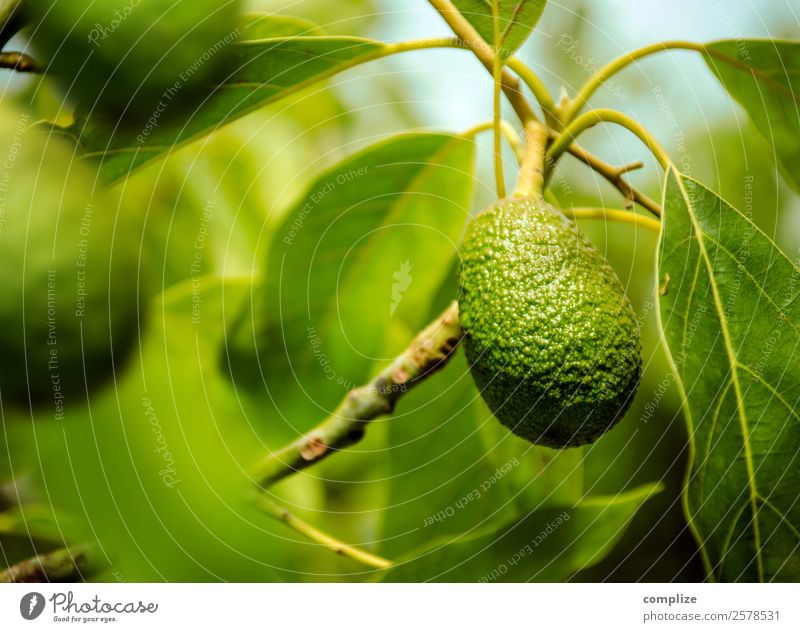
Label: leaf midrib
xmin=673 ymin=169 xmax=765 ymax=582
xmin=501 ymin=1 xmax=531 ymax=43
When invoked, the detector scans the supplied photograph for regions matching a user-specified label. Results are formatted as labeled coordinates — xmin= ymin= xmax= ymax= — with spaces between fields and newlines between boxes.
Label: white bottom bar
xmin=0 ymin=583 xmax=795 ymax=631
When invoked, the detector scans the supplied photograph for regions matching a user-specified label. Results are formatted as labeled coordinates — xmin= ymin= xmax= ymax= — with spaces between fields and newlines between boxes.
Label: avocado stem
xmin=514 ymin=120 xmax=549 ymax=198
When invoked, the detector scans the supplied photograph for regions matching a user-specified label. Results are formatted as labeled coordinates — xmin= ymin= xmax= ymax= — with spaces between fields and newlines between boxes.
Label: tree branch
xmin=258 ymin=497 xmax=391 ymax=570
xmin=253 ymin=302 xmax=463 ymax=488
xmin=0 ymin=52 xmax=42 ymax=73
xmin=0 ymin=546 xmax=95 ymax=583
xmin=556 ymin=136 xmax=662 ymax=217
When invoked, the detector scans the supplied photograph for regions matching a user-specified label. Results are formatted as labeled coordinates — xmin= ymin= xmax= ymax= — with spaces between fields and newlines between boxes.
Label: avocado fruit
xmin=459 ymin=196 xmax=641 ymax=448
xmin=0 ymin=107 xmax=142 ymax=410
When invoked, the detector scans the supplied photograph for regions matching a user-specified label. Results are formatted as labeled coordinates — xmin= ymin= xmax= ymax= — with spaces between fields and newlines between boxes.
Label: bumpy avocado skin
xmin=459 ymin=197 xmax=642 ymax=448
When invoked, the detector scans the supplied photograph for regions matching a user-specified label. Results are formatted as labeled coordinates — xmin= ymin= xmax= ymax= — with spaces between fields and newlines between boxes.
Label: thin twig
xmin=253 ymin=302 xmax=463 ymax=488
xmin=258 ymin=497 xmax=391 ymax=570
xmin=565 ymin=207 xmax=661 ymax=232
xmin=557 ymin=137 xmax=662 ymax=217
xmin=614 ymin=160 xmax=644 ymax=176
xmin=563 ymin=40 xmax=707 ymax=123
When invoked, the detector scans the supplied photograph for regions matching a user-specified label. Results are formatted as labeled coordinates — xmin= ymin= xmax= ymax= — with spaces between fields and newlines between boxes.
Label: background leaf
xmin=56 ymin=15 xmax=387 ymax=182
xmin=228 ymin=132 xmax=475 ymax=422
xmin=450 ymin=0 xmax=546 ymax=58
xmin=658 ymin=169 xmax=800 ymax=581
xmin=380 ymin=484 xmax=661 ymax=581
xmin=239 ymin=12 xmax=324 ymax=39
xmin=704 ymin=40 xmax=800 ymax=192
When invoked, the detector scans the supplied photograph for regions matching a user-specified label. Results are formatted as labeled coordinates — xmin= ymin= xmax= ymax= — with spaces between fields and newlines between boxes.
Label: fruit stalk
xmin=514 ymin=119 xmax=549 ymax=197
xmin=427 ymin=0 xmax=660 ymax=217
xmin=253 ymin=302 xmax=463 ymax=488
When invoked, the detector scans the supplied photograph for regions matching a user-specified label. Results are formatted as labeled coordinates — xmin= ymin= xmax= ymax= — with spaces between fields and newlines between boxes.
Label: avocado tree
xmin=0 ymin=0 xmax=798 ymax=583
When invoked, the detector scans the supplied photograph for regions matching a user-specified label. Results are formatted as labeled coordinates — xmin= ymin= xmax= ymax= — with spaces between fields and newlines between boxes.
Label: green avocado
xmin=25 ymin=0 xmax=240 ymax=121
xmin=0 ymin=108 xmax=142 ymax=409
xmin=459 ymin=197 xmax=642 ymax=448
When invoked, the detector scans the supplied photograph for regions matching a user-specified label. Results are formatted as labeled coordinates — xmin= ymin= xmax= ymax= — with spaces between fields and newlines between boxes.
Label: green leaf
xmin=450 ymin=0 xmax=546 ymax=58
xmin=658 ymin=169 xmax=800 ymax=581
xmin=56 ymin=15 xmax=389 ymax=183
xmin=229 ymin=132 xmax=476 ymax=420
xmin=0 ymin=506 xmax=66 ymax=542
xmin=703 ymin=40 xmax=800 ymax=192
xmin=239 ymin=12 xmax=324 ymax=39
xmin=380 ymin=484 xmax=661 ymax=581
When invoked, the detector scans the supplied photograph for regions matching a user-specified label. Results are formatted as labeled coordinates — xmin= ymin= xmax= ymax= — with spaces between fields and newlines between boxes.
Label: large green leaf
xmin=658 ymin=169 xmax=800 ymax=581
xmin=704 ymin=40 xmax=800 ymax=192
xmin=450 ymin=0 xmax=546 ymax=58
xmin=54 ymin=15 xmax=388 ymax=183
xmin=381 ymin=484 xmax=661 ymax=581
xmin=229 ymin=132 xmax=475 ymax=419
